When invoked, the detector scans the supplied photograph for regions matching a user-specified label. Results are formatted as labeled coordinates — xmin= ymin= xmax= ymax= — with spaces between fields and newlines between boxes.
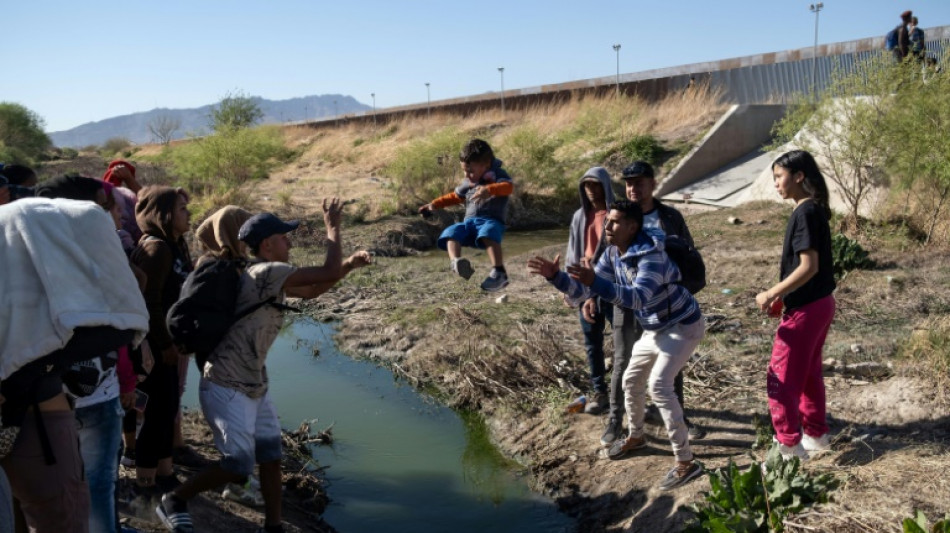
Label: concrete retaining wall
xmin=655 ymin=104 xmax=787 ymax=197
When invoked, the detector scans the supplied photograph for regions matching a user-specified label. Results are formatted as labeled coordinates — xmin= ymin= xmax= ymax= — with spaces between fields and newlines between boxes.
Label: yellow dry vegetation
xmin=251 ymin=85 xmax=727 ymax=219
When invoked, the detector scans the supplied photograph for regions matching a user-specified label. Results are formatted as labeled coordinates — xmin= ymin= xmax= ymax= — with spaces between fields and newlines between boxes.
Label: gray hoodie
xmin=565 ymin=166 xmax=615 ymax=269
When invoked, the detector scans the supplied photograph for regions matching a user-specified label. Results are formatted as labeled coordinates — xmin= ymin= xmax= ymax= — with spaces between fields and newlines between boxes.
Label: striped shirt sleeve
xmin=589 ymin=251 xmax=667 ymax=311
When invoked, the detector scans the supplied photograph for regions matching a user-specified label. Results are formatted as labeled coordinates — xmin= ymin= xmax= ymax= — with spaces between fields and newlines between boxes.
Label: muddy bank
xmin=302 ymin=204 xmax=950 ymax=532
xmin=118 ymin=410 xmax=334 ymax=533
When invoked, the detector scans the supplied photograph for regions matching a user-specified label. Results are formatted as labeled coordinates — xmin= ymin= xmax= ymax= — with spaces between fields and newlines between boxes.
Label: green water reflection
xmin=184 ymin=318 xmax=572 ymax=533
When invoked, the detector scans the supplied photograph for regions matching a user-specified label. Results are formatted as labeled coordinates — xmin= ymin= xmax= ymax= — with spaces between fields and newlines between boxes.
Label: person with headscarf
xmin=129 ymin=186 xmax=193 ymax=498
xmin=101 ymin=160 xmax=143 ymax=243
xmin=170 ymin=205 xmax=255 ymax=469
xmin=195 ymin=205 xmax=254 ymax=265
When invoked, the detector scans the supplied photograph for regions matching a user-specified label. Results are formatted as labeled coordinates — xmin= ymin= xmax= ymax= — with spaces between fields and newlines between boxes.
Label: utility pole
xmin=371 ymin=92 xmax=376 ymax=128
xmin=498 ymin=67 xmax=505 ymax=113
xmin=613 ymin=44 xmax=622 ymax=97
xmin=425 ymin=82 xmax=431 ymax=119
xmin=809 ymin=3 xmax=824 ymax=99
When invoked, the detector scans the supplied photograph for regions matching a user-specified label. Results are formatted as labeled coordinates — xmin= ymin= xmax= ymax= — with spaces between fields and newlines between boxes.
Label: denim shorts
xmin=437 ymin=217 xmax=505 ymax=250
xmin=199 ymin=379 xmax=282 ymax=477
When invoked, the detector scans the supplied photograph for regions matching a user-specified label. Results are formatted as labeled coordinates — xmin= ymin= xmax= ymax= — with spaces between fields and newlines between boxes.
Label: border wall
xmin=296 ymin=25 xmax=950 ymax=130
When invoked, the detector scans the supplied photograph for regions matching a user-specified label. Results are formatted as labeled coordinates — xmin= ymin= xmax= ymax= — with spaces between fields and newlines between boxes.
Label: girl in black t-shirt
xmin=755 ymin=150 xmax=836 ymax=462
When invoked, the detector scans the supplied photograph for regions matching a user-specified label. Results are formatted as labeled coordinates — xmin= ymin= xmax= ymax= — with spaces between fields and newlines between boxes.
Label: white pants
xmin=623 ymin=317 xmax=705 ymax=462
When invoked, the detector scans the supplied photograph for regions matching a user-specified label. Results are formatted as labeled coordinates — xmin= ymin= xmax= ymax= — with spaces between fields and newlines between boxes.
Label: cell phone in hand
xmin=134 ymin=389 xmax=149 ymax=412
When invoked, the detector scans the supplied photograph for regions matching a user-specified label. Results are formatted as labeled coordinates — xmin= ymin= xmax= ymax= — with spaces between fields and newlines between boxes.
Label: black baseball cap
xmin=621 ymin=161 xmax=655 ymax=180
xmin=238 ymin=213 xmax=300 ymax=248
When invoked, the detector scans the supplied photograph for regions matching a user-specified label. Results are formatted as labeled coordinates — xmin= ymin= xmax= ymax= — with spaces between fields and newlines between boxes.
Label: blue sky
xmin=5 ymin=1 xmax=949 ymax=132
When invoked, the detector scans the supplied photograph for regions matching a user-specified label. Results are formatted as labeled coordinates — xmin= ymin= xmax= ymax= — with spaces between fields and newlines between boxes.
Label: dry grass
xmin=785 ymin=445 xmax=950 ymax=532
xmin=250 ymin=87 xmax=728 ymax=221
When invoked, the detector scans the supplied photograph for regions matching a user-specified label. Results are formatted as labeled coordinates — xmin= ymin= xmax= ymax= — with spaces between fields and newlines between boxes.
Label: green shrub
xmin=164 ymin=125 xmax=292 ymax=197
xmin=100 ymin=137 xmax=132 ymax=157
xmin=209 ymin=91 xmax=263 ymax=132
xmin=685 ymin=444 xmax=838 ymax=533
xmin=505 ymin=125 xmax=570 ymax=201
xmin=902 ymin=510 xmax=950 ymax=533
xmin=0 ymin=142 xmax=30 ymax=166
xmin=383 ymin=127 xmax=468 ymax=212
xmin=831 ymin=233 xmax=875 ymax=279
xmin=60 ymin=147 xmax=79 ymax=159
xmin=621 ymin=134 xmax=663 ymax=165
xmin=0 ymin=102 xmax=51 ymax=166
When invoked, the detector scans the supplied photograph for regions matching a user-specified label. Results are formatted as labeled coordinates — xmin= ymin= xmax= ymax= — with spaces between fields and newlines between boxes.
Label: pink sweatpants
xmin=767 ymin=294 xmax=835 ymax=447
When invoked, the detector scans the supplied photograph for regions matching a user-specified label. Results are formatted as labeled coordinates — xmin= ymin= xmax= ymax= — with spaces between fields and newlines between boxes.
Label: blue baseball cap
xmin=238 ymin=213 xmax=300 ymax=248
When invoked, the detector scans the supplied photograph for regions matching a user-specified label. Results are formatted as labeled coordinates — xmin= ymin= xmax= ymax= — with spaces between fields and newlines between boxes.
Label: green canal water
xmin=183 ymin=317 xmax=574 ymax=533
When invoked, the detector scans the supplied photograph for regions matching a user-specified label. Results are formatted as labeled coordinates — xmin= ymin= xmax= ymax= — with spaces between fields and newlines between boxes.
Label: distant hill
xmin=49 ymin=94 xmax=370 ymax=148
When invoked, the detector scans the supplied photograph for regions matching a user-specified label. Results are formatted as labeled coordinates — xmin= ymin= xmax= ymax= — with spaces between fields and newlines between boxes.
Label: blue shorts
xmin=437 ymin=217 xmax=505 ymax=250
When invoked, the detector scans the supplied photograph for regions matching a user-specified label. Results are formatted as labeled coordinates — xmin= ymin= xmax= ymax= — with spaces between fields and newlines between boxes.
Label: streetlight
xmin=371 ymin=92 xmax=376 ymax=128
xmin=809 ymin=3 xmax=824 ymax=98
xmin=498 ymin=67 xmax=505 ymax=113
xmin=425 ymin=82 xmax=431 ymax=119
xmin=613 ymin=44 xmax=622 ymax=97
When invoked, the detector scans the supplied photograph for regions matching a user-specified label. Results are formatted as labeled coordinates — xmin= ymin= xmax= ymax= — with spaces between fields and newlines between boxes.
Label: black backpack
xmin=166 ymin=259 xmax=295 ymax=371
xmin=664 ymin=235 xmax=707 ymax=295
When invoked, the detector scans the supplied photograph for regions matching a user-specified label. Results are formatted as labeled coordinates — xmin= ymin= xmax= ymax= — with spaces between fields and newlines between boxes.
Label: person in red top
xmin=564 ymin=167 xmax=615 ymax=414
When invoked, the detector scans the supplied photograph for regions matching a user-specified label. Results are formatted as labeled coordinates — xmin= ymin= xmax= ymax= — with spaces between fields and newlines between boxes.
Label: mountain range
xmin=49 ymin=94 xmax=370 ymax=148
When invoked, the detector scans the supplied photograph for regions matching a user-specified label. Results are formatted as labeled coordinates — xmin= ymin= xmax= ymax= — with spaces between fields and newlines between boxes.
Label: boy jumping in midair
xmin=418 ymin=138 xmax=513 ymax=292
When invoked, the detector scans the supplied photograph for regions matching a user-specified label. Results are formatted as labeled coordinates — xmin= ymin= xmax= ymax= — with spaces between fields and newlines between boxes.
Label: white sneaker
xmin=801 ymin=432 xmax=831 ymax=453
xmin=774 ymin=437 xmax=810 ymax=461
xmin=222 ymin=479 xmax=264 ymax=507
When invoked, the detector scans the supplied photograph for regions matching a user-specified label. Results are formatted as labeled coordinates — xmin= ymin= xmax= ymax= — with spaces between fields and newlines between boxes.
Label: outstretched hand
xmin=567 ymin=258 xmax=596 ymax=286
xmin=527 ymin=254 xmax=560 ymax=280
xmin=323 ymin=197 xmax=343 ymax=231
xmin=345 ymin=251 xmax=373 ymax=270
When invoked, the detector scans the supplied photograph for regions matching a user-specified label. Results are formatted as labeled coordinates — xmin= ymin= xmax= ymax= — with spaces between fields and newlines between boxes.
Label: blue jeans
xmin=0 ymin=468 xmax=12 ymax=533
xmin=580 ymin=302 xmax=613 ymax=395
xmin=76 ymin=397 xmax=123 ymax=533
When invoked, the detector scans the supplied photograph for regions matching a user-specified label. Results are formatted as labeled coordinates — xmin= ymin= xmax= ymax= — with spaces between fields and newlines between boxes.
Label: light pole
xmin=371 ymin=92 xmax=376 ymax=128
xmin=498 ymin=67 xmax=505 ymax=113
xmin=425 ymin=82 xmax=431 ymax=119
xmin=809 ymin=3 xmax=824 ymax=98
xmin=613 ymin=44 xmax=621 ymax=97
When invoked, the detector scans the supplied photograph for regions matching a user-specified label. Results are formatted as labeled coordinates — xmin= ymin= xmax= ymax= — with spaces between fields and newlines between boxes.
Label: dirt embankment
xmin=118 ymin=411 xmax=335 ymax=533
xmin=301 ymin=202 xmax=950 ymax=532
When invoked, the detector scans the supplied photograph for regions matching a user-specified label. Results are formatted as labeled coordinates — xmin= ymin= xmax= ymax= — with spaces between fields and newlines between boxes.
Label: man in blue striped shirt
xmin=528 ymin=199 xmax=705 ymax=491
